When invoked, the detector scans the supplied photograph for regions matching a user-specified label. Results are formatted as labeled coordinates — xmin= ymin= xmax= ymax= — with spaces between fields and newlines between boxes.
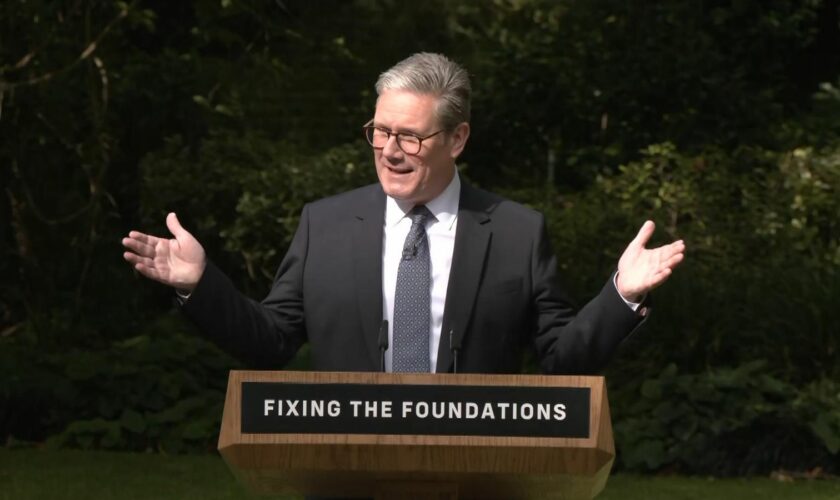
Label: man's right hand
xmin=122 ymin=212 xmax=207 ymax=292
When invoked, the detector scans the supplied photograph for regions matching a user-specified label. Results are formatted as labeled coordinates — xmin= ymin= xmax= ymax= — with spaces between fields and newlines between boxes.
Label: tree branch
xmin=0 ymin=1 xmax=136 ymax=91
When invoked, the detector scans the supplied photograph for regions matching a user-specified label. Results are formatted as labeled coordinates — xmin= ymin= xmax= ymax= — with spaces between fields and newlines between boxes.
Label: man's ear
xmin=449 ymin=122 xmax=471 ymax=159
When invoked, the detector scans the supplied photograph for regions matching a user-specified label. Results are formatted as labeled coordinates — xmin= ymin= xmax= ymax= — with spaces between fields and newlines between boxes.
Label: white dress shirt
xmin=382 ymin=172 xmax=461 ymax=372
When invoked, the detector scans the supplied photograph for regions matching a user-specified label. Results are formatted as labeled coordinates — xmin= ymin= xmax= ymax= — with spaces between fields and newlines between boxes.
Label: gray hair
xmin=375 ymin=52 xmax=471 ymax=131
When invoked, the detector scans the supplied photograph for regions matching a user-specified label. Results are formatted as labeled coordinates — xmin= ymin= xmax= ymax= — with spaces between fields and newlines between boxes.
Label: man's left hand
xmin=616 ymin=220 xmax=685 ymax=302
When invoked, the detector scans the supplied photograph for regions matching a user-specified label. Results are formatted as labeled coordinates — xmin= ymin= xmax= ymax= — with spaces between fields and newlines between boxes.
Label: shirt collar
xmin=385 ymin=171 xmax=460 ymax=231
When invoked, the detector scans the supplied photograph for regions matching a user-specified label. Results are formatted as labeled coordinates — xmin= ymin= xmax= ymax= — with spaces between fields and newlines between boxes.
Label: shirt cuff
xmin=613 ymin=272 xmax=643 ymax=312
xmin=175 ymin=289 xmax=192 ymax=305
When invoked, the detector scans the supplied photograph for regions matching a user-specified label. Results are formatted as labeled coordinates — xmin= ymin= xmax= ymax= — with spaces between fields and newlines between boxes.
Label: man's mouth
xmin=386 ymin=164 xmax=413 ymax=174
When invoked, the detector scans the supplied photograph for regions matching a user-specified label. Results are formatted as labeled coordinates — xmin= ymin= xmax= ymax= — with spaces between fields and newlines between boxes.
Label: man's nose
xmin=382 ymin=134 xmax=403 ymax=159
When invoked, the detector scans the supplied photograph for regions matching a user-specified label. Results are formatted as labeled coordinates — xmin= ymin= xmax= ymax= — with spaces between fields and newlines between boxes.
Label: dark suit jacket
xmin=182 ymin=181 xmax=646 ymax=374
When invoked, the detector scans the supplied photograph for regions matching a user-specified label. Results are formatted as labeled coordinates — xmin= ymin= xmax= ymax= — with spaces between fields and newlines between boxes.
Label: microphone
xmin=378 ymin=320 xmax=389 ymax=372
xmin=449 ymin=327 xmax=462 ymax=374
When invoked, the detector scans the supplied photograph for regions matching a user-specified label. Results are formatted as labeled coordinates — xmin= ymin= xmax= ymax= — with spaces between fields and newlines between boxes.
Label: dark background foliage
xmin=1 ymin=0 xmax=838 ymax=475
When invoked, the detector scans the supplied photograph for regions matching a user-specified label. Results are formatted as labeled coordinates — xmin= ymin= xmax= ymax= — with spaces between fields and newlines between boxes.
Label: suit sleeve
xmin=180 ymin=205 xmax=311 ymax=368
xmin=530 ymin=215 xmax=647 ymax=374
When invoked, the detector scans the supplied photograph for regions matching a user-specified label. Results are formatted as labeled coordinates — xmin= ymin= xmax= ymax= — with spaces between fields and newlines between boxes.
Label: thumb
xmin=166 ymin=212 xmax=190 ymax=240
xmin=632 ymin=220 xmax=656 ymax=248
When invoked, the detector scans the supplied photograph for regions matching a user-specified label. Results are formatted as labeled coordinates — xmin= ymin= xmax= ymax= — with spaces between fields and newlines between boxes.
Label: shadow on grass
xmin=1 ymin=448 xmax=838 ymax=500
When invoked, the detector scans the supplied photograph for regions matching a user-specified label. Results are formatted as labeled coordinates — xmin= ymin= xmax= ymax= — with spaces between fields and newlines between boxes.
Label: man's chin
xmin=381 ymin=184 xmax=416 ymax=201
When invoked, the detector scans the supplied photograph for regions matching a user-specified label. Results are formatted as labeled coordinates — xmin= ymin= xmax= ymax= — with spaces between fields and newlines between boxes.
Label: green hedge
xmin=612 ymin=362 xmax=840 ymax=475
xmin=1 ymin=316 xmax=231 ymax=453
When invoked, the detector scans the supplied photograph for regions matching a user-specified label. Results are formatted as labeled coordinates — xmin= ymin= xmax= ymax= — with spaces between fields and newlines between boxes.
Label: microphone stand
xmin=449 ymin=328 xmax=462 ymax=374
xmin=378 ymin=320 xmax=389 ymax=372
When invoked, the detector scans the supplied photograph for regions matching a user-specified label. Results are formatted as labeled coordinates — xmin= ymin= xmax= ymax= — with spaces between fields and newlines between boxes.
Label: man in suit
xmin=122 ymin=53 xmax=685 ymax=374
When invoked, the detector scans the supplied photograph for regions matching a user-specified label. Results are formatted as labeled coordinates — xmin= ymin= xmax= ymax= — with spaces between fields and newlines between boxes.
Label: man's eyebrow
xmin=373 ymin=122 xmax=421 ymax=136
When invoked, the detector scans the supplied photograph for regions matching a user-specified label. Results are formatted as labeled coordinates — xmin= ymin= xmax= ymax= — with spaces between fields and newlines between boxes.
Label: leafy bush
xmin=1 ymin=315 xmax=235 ymax=453
xmin=506 ymin=140 xmax=839 ymax=383
xmin=612 ymin=362 xmax=840 ymax=475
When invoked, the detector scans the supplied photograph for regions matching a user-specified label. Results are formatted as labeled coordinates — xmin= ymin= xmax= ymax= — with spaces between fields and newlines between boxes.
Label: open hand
xmin=616 ymin=220 xmax=685 ymax=302
xmin=122 ymin=213 xmax=206 ymax=291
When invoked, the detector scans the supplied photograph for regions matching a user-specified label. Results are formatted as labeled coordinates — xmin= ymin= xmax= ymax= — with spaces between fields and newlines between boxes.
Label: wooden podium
xmin=218 ymin=371 xmax=614 ymax=499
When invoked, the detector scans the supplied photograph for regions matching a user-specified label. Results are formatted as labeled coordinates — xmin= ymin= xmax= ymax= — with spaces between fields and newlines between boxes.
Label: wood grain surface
xmin=218 ymin=371 xmax=614 ymax=499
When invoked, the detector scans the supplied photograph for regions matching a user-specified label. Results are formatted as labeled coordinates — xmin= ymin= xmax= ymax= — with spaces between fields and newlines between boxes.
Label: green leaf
xmin=641 ymin=379 xmax=662 ymax=399
xmin=64 ymin=353 xmax=100 ymax=381
xmin=809 ymin=413 xmax=840 ymax=454
xmin=622 ymin=439 xmax=667 ymax=470
xmin=120 ymin=409 xmax=147 ymax=434
xmin=181 ymin=419 xmax=212 ymax=440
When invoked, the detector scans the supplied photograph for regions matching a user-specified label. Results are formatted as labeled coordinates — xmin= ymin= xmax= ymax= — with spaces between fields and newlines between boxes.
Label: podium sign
xmin=219 ymin=371 xmax=615 ymax=499
xmin=242 ymin=381 xmax=590 ymax=438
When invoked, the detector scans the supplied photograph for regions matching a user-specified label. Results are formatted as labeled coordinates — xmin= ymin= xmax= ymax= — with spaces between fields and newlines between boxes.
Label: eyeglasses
xmin=363 ymin=120 xmax=445 ymax=156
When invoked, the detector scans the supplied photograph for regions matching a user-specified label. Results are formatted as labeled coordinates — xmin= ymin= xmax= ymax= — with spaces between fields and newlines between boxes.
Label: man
xmin=122 ymin=53 xmax=685 ymax=374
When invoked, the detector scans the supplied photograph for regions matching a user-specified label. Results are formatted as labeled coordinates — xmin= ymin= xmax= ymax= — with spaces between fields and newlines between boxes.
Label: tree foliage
xmin=1 ymin=0 xmax=839 ymax=474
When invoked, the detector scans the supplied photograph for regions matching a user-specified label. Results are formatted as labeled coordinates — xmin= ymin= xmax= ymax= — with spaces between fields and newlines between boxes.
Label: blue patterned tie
xmin=392 ymin=205 xmax=434 ymax=372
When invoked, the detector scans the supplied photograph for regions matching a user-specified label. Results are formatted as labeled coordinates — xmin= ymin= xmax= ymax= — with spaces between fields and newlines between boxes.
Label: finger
xmin=646 ymin=267 xmax=673 ymax=290
xmin=121 ymin=237 xmax=155 ymax=257
xmin=660 ymin=252 xmax=684 ymax=270
xmin=133 ymin=262 xmax=162 ymax=282
xmin=124 ymin=253 xmax=158 ymax=279
xmin=632 ymin=220 xmax=656 ymax=248
xmin=166 ymin=212 xmax=189 ymax=240
xmin=123 ymin=251 xmax=155 ymax=268
xmin=127 ymin=230 xmax=158 ymax=245
xmin=656 ymin=241 xmax=685 ymax=262
xmin=126 ymin=253 xmax=172 ymax=284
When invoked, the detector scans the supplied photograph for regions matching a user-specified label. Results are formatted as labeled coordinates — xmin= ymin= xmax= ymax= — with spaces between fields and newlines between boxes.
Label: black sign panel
xmin=241 ymin=382 xmax=590 ymax=438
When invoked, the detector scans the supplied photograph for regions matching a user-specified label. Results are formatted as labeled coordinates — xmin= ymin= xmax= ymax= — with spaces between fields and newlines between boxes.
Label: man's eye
xmin=401 ymin=135 xmax=420 ymax=145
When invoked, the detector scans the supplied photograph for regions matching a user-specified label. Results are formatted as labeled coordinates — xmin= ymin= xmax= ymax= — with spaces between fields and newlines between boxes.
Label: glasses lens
xmin=398 ymin=135 xmax=421 ymax=155
xmin=364 ymin=126 xmax=425 ymax=155
xmin=366 ymin=127 xmax=390 ymax=148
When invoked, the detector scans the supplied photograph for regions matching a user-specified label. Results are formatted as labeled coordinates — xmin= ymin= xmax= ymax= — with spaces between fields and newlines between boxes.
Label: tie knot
xmin=410 ymin=205 xmax=433 ymax=226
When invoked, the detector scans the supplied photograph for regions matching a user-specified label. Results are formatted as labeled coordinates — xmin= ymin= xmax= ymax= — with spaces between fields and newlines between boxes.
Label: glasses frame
xmin=362 ymin=119 xmax=445 ymax=156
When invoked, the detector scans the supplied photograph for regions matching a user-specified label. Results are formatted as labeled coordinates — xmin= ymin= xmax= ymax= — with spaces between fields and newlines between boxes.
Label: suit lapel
xmin=436 ymin=182 xmax=492 ymax=373
xmin=352 ymin=185 xmax=386 ymax=370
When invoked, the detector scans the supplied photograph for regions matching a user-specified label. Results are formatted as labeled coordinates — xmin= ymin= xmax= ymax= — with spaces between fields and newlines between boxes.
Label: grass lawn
xmin=1 ymin=448 xmax=838 ymax=499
